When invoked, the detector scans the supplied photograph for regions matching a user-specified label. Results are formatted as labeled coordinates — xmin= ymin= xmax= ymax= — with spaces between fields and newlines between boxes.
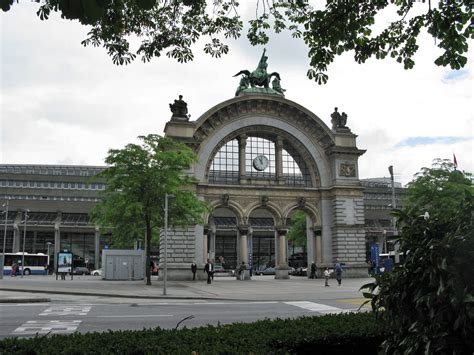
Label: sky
xmin=1 ymin=2 xmax=472 ymax=186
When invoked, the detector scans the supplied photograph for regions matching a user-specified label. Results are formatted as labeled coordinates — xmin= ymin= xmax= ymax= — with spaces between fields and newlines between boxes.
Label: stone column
xmin=54 ymin=222 xmax=60 ymax=273
xmin=202 ymin=226 xmax=209 ymax=262
xmin=94 ymin=227 xmax=100 ymax=269
xmin=315 ymin=230 xmax=322 ymax=264
xmin=32 ymin=231 xmax=37 ymax=253
xmin=237 ymin=225 xmax=249 ymax=264
xmin=275 ymin=136 xmax=283 ymax=182
xmin=275 ymin=227 xmax=290 ymax=279
xmin=238 ymin=134 xmax=247 ymax=183
xmin=209 ymin=226 xmax=216 ymax=261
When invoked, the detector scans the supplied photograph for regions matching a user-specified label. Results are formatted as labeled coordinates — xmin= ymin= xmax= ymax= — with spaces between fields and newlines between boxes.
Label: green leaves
xmin=362 ymin=160 xmax=474 ymax=354
xmin=91 ymin=134 xmax=208 ymax=284
xmin=6 ymin=0 xmax=473 ymax=83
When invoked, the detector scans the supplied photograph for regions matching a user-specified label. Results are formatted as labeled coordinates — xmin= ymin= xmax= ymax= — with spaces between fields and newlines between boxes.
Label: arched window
xmin=208 ymin=134 xmax=311 ymax=186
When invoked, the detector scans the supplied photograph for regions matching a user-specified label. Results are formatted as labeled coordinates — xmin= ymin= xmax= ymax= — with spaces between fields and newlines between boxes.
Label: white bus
xmin=2 ymin=252 xmax=49 ymax=276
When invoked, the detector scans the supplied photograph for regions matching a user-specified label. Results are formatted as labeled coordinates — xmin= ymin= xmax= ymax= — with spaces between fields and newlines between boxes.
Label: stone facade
xmin=163 ymin=93 xmax=367 ymax=279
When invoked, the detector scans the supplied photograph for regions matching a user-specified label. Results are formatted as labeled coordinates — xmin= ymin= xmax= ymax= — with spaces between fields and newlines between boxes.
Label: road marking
xmin=284 ymin=301 xmax=345 ymax=314
xmin=12 ymin=320 xmax=82 ymax=335
xmin=96 ymin=315 xmax=173 ymax=318
xmin=40 ymin=306 xmax=91 ymax=316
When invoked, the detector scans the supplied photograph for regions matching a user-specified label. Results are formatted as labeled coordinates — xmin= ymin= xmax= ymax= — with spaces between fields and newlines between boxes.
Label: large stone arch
xmin=163 ymin=93 xmax=367 ymax=280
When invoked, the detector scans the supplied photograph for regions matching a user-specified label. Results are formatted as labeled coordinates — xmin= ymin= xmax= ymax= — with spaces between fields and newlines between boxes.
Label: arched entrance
xmin=162 ymin=92 xmax=366 ymax=280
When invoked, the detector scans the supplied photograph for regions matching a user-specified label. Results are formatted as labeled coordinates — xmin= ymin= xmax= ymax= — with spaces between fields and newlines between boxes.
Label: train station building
xmin=0 ymin=55 xmax=404 ymax=279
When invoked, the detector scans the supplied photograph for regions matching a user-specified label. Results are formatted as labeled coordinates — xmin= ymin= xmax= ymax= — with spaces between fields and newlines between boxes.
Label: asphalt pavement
xmin=0 ymin=274 xmax=374 ymax=303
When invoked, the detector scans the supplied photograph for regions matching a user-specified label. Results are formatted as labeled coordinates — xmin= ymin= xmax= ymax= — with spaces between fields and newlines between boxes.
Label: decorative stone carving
xmin=331 ymin=107 xmax=348 ymax=130
xmin=221 ymin=194 xmax=229 ymax=206
xmin=298 ymin=197 xmax=306 ymax=208
xmin=261 ymin=195 xmax=269 ymax=206
xmin=169 ymin=95 xmax=189 ymax=121
xmin=339 ymin=163 xmax=356 ymax=177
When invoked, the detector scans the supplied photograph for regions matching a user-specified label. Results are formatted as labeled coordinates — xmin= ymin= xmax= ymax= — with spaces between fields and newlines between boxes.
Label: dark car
xmin=73 ymin=266 xmax=90 ymax=275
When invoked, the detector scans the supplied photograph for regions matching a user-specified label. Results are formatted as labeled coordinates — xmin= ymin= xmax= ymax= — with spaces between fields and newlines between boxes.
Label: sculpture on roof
xmin=233 ymin=49 xmax=285 ymax=96
xmin=331 ymin=107 xmax=348 ymax=130
xmin=169 ymin=95 xmax=189 ymax=121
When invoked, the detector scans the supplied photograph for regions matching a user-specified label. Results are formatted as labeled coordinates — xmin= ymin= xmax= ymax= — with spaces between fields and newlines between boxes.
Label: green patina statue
xmin=234 ymin=49 xmax=285 ymax=96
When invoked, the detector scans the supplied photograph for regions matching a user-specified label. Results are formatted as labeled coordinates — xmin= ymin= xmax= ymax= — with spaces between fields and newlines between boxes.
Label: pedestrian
xmin=310 ymin=262 xmax=317 ymax=279
xmin=11 ymin=263 xmax=17 ymax=277
xmin=237 ymin=261 xmax=246 ymax=281
xmin=324 ymin=267 xmax=331 ymax=287
xmin=204 ymin=259 xmax=213 ymax=284
xmin=191 ymin=261 xmax=197 ymax=281
xmin=335 ymin=260 xmax=343 ymax=286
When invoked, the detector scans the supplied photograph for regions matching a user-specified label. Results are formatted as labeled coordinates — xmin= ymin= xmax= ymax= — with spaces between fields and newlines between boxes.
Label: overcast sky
xmin=1 ymin=2 xmax=472 ymax=186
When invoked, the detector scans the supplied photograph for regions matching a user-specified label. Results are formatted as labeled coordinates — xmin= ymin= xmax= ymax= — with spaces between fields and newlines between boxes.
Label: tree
xmin=2 ymin=1 xmax=471 ymax=83
xmin=91 ymin=134 xmax=208 ymax=285
xmin=363 ymin=159 xmax=473 ymax=354
xmin=287 ymin=210 xmax=307 ymax=253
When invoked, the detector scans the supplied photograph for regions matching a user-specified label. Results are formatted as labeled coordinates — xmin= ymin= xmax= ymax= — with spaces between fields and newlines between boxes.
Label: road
xmin=0 ymin=296 xmax=368 ymax=339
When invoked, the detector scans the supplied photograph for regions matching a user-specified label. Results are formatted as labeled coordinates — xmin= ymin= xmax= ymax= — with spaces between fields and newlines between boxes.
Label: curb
xmin=0 ymin=288 xmax=247 ymax=302
xmin=0 ymin=298 xmax=51 ymax=304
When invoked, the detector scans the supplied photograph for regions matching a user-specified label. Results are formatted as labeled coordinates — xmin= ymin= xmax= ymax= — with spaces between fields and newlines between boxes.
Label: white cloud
xmin=0 ymin=2 xmax=472 ymax=186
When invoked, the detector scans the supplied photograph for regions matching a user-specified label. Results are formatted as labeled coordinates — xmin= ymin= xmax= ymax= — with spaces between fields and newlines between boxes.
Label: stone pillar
xmin=54 ymin=222 xmax=60 ymax=273
xmin=275 ymin=136 xmax=283 ymax=182
xmin=202 ymin=226 xmax=209 ymax=262
xmin=238 ymin=134 xmax=247 ymax=183
xmin=275 ymin=227 xmax=290 ymax=279
xmin=315 ymin=231 xmax=322 ymax=264
xmin=238 ymin=225 xmax=249 ymax=264
xmin=32 ymin=231 xmax=37 ymax=253
xmin=94 ymin=227 xmax=100 ymax=269
xmin=209 ymin=227 xmax=216 ymax=261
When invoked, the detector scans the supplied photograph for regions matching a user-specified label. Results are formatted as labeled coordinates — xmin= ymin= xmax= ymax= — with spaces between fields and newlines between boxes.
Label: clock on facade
xmin=253 ymin=155 xmax=269 ymax=171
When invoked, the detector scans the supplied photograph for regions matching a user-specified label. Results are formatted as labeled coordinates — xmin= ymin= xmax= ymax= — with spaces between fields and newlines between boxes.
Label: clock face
xmin=253 ymin=155 xmax=268 ymax=171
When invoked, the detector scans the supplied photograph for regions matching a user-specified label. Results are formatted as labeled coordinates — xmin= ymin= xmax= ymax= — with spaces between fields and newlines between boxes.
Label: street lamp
xmin=163 ymin=193 xmax=174 ymax=296
xmin=46 ymin=242 xmax=52 ymax=274
xmin=21 ymin=209 xmax=29 ymax=278
xmin=1 ymin=198 xmax=10 ymax=280
xmin=388 ymin=166 xmax=399 ymax=262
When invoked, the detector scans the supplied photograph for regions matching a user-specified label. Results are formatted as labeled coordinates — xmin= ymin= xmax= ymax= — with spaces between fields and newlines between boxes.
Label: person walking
xmin=191 ymin=261 xmax=197 ymax=281
xmin=335 ymin=260 xmax=343 ymax=286
xmin=324 ymin=267 xmax=331 ymax=287
xmin=204 ymin=259 xmax=213 ymax=284
xmin=310 ymin=262 xmax=317 ymax=279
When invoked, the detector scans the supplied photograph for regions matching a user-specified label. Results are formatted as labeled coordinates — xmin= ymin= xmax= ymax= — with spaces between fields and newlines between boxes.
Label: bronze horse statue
xmin=233 ymin=49 xmax=281 ymax=89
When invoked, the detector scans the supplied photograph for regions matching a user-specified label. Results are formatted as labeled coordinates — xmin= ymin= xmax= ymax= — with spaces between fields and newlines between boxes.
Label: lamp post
xmin=388 ymin=166 xmax=399 ymax=262
xmin=21 ymin=209 xmax=29 ymax=278
xmin=46 ymin=242 xmax=52 ymax=274
xmin=1 ymin=198 xmax=10 ymax=280
xmin=163 ymin=193 xmax=174 ymax=296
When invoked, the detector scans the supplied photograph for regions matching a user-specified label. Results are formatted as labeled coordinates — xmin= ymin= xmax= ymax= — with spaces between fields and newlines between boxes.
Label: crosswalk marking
xmin=284 ymin=301 xmax=345 ymax=314
xmin=40 ymin=306 xmax=91 ymax=316
xmin=12 ymin=320 xmax=82 ymax=335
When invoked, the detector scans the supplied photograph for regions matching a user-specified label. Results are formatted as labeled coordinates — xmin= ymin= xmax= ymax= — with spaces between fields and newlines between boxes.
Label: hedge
xmin=0 ymin=312 xmax=385 ymax=354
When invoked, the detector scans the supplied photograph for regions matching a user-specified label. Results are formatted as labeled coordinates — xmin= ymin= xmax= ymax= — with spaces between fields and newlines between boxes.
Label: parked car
xmin=91 ymin=268 xmax=103 ymax=276
xmin=73 ymin=266 xmax=90 ymax=275
xmin=213 ymin=263 xmax=235 ymax=276
xmin=255 ymin=266 xmax=276 ymax=275
xmin=291 ymin=266 xmax=308 ymax=276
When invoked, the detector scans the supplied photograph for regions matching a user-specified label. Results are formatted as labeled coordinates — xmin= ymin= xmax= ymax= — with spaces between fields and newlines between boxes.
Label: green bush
xmin=363 ymin=160 xmax=474 ymax=354
xmin=0 ymin=312 xmax=384 ymax=354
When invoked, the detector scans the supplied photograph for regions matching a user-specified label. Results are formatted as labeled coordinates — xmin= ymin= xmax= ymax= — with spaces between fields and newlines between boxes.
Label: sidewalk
xmin=0 ymin=275 xmax=373 ymax=303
